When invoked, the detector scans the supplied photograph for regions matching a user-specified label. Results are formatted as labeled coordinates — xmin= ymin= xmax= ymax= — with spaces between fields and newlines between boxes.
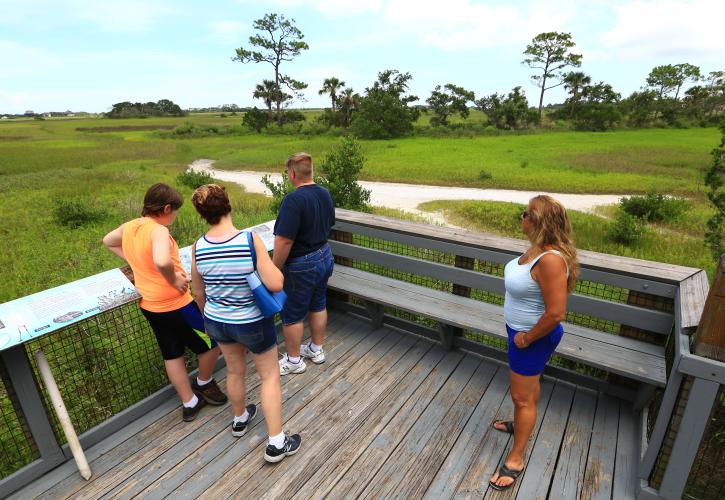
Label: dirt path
xmin=190 ymin=159 xmax=625 ymax=225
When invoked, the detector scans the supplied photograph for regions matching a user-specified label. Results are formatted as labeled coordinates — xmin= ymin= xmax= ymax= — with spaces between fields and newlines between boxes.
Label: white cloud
xmin=70 ymin=0 xmax=173 ymax=32
xmin=209 ymin=20 xmax=247 ymax=44
xmin=236 ymin=0 xmax=385 ymax=17
xmin=0 ymin=40 xmax=61 ymax=78
xmin=602 ymin=0 xmax=725 ymax=62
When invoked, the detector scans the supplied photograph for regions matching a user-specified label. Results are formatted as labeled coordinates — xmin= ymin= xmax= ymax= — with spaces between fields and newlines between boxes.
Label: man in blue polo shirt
xmin=273 ymin=152 xmax=336 ymax=375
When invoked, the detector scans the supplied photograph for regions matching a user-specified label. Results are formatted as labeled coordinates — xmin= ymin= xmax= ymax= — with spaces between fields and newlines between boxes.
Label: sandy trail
xmin=190 ymin=159 xmax=624 ymax=226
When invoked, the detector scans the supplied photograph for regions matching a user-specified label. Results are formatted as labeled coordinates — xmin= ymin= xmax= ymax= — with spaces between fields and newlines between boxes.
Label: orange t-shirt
xmin=121 ymin=218 xmax=192 ymax=313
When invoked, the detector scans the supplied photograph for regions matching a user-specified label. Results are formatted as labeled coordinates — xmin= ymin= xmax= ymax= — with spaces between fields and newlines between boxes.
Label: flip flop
xmin=492 ymin=420 xmax=514 ymax=434
xmin=489 ymin=463 xmax=523 ymax=491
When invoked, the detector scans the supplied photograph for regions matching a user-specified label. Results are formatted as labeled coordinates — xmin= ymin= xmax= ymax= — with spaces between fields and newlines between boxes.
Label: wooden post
xmin=329 ymin=229 xmax=353 ymax=304
xmin=449 ymin=255 xmax=475 ymax=346
xmin=693 ymin=255 xmax=725 ymax=361
xmin=650 ymin=256 xmax=723 ymax=493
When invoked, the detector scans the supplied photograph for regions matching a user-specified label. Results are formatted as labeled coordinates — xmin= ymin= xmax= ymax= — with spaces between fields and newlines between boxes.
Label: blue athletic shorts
xmin=506 ymin=323 xmax=564 ymax=376
xmin=204 ymin=316 xmax=277 ymax=355
xmin=281 ymin=244 xmax=334 ymax=325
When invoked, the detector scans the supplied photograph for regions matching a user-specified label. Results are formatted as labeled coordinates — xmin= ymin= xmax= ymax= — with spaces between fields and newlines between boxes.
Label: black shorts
xmin=141 ymin=301 xmax=216 ymax=360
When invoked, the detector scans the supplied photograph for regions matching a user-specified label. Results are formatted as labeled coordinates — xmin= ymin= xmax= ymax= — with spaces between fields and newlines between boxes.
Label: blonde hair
xmin=285 ymin=152 xmax=313 ymax=180
xmin=527 ymin=195 xmax=580 ymax=293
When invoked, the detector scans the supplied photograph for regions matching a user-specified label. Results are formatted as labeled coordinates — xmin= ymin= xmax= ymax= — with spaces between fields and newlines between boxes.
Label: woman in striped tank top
xmin=191 ymin=184 xmax=301 ymax=463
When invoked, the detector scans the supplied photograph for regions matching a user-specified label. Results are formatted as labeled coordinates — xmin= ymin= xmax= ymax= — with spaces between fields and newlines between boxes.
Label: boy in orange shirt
xmin=103 ymin=183 xmax=227 ymax=421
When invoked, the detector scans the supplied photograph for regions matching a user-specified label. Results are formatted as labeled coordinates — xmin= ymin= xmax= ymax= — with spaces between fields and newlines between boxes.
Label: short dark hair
xmin=192 ymin=184 xmax=232 ymax=225
xmin=142 ymin=183 xmax=183 ymax=216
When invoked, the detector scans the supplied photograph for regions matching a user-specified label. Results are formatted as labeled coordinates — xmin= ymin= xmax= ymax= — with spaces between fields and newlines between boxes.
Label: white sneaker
xmin=300 ymin=343 xmax=325 ymax=364
xmin=279 ymin=353 xmax=307 ymax=375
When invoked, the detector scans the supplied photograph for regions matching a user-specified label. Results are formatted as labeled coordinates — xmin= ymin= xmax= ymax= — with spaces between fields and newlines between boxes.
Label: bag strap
xmin=246 ymin=231 xmax=257 ymax=270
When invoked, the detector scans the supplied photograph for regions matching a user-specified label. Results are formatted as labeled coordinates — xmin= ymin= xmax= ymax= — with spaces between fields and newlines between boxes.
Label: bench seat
xmin=328 ymin=265 xmax=666 ymax=387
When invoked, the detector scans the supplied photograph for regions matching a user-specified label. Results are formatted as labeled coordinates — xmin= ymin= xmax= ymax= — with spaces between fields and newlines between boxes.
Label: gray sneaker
xmin=300 ymin=343 xmax=325 ymax=364
xmin=279 ymin=353 xmax=307 ymax=375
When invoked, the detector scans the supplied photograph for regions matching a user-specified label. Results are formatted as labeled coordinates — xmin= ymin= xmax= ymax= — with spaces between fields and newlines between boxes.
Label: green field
xmin=0 ymin=113 xmax=719 ymax=301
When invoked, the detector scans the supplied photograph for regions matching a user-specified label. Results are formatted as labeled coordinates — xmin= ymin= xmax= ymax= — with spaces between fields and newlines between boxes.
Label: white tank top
xmin=503 ymin=250 xmax=568 ymax=331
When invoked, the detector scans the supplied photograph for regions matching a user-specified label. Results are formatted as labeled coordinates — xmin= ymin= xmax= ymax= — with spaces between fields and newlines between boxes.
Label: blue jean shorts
xmin=204 ymin=316 xmax=277 ymax=355
xmin=281 ymin=244 xmax=334 ymax=325
xmin=506 ymin=323 xmax=564 ymax=376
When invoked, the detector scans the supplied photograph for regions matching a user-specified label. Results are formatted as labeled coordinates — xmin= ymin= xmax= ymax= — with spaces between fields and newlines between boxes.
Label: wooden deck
xmin=13 ymin=310 xmax=639 ymax=499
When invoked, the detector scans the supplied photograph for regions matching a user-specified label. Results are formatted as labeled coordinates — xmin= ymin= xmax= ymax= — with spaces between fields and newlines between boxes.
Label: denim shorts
xmin=204 ymin=316 xmax=277 ymax=355
xmin=506 ymin=323 xmax=564 ymax=376
xmin=281 ymin=244 xmax=334 ymax=325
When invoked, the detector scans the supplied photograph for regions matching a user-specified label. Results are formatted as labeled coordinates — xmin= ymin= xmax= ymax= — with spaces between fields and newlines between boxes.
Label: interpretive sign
xmin=0 ymin=268 xmax=140 ymax=351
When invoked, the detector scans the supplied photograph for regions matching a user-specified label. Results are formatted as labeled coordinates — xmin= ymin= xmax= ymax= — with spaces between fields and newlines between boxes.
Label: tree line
xmin=233 ymin=14 xmax=724 ymax=138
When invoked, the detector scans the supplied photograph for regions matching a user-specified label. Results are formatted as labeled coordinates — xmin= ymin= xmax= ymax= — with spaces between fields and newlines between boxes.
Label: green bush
xmin=53 ymin=198 xmax=108 ymax=228
xmin=261 ymin=172 xmax=295 ymax=213
xmin=620 ymin=191 xmax=688 ymax=222
xmin=176 ymin=169 xmax=215 ymax=189
xmin=317 ymin=136 xmax=372 ymax=212
xmin=609 ymin=210 xmax=646 ymax=244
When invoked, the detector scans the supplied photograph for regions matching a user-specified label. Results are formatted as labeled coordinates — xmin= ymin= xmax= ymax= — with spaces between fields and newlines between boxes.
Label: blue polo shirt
xmin=274 ymin=184 xmax=335 ymax=259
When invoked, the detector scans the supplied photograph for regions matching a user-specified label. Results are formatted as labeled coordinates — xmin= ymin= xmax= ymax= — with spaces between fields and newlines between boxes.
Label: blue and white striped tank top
xmin=194 ymin=231 xmax=263 ymax=324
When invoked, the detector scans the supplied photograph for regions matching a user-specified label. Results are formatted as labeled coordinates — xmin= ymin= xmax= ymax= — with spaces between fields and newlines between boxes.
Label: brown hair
xmin=191 ymin=184 xmax=232 ymax=225
xmin=285 ymin=152 xmax=313 ymax=180
xmin=142 ymin=183 xmax=183 ymax=217
xmin=527 ymin=195 xmax=580 ymax=293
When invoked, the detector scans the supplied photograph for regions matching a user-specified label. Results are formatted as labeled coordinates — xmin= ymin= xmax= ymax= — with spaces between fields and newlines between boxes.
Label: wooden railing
xmin=0 ymin=209 xmax=721 ymax=500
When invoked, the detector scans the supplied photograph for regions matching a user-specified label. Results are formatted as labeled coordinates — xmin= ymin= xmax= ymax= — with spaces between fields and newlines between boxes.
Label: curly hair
xmin=191 ymin=184 xmax=232 ymax=225
xmin=527 ymin=195 xmax=580 ymax=293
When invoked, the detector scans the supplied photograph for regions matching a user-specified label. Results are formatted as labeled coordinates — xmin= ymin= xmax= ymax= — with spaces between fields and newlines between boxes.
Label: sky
xmin=1 ymin=0 xmax=723 ymax=114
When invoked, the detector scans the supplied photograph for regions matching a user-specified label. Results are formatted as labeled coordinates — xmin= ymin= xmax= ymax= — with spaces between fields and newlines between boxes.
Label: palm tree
xmin=563 ymin=72 xmax=591 ymax=117
xmin=337 ymin=88 xmax=360 ymax=127
xmin=253 ymin=80 xmax=278 ymax=121
xmin=319 ymin=77 xmax=346 ymax=112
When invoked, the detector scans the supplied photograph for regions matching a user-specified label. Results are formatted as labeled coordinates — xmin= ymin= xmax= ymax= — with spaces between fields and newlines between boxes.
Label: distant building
xmin=24 ymin=110 xmax=34 ymax=116
xmin=43 ymin=112 xmax=52 ymax=118
xmin=1 ymin=116 xmax=8 ymax=120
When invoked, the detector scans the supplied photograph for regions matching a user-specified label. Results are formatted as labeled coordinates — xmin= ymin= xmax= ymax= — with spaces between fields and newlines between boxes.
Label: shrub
xmin=242 ymin=107 xmax=269 ymax=133
xmin=53 ymin=198 xmax=108 ymax=228
xmin=478 ymin=170 xmax=493 ymax=180
xmin=608 ymin=210 xmax=646 ymax=244
xmin=261 ymin=172 xmax=294 ymax=214
xmin=620 ymin=191 xmax=688 ymax=222
xmin=317 ymin=136 xmax=372 ymax=212
xmin=176 ymin=169 xmax=215 ymax=189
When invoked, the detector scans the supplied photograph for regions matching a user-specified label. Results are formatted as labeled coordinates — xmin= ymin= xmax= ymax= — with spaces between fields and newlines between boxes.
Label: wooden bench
xmin=324 ymin=210 xmax=694 ymax=402
xmin=329 ymin=265 xmax=666 ymax=387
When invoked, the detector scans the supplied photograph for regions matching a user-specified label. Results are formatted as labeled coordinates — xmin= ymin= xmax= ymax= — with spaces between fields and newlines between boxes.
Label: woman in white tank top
xmin=489 ymin=195 xmax=579 ymax=491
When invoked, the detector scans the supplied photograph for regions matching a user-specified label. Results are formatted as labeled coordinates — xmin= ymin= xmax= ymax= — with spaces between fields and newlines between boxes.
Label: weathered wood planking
xmin=581 ymin=393 xmax=621 ymax=500
xmin=330 ymin=266 xmax=666 ymax=385
xmin=26 ymin=315 xmax=335 ymax=500
xmin=244 ymin=336 xmax=434 ymax=499
xmin=613 ymin=404 xmax=638 ymax=500
xmin=101 ymin=318 xmax=359 ymax=500
xmin=679 ymin=270 xmax=709 ymax=330
xmin=290 ymin=346 xmax=455 ymax=500
xmin=334 ymin=208 xmax=699 ymax=282
xmin=169 ymin=323 xmax=394 ymax=499
xmin=357 ymin=355 xmax=483 ymax=499
xmin=549 ymin=387 xmax=598 ymax=499
xmin=514 ymin=382 xmax=577 ymax=499
xmin=42 ymin=316 xmax=344 ymax=500
xmin=200 ymin=327 xmax=409 ymax=497
xmin=483 ymin=379 xmax=558 ymax=500
xmin=372 ymin=360 xmax=498 ymax=499
xmin=324 ymin=351 xmax=466 ymax=499
xmin=422 ymin=366 xmax=510 ymax=499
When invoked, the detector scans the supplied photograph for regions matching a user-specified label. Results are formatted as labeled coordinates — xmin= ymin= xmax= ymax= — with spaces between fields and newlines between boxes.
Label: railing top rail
xmin=335 ymin=208 xmax=702 ymax=285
